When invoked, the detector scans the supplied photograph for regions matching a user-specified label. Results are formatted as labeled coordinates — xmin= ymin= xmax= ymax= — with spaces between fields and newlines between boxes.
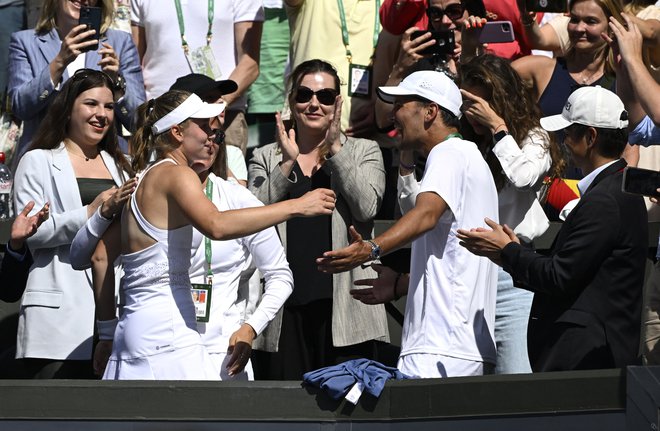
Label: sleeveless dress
xmin=103 ymin=159 xmax=219 ymax=380
xmin=538 ymin=57 xmax=613 ymax=117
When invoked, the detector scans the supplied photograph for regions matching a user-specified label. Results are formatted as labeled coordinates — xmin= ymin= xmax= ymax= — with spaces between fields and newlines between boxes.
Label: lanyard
xmin=336 ymin=0 xmax=380 ymax=64
xmin=203 ymin=178 xmax=214 ymax=284
xmin=174 ymin=0 xmax=215 ymax=53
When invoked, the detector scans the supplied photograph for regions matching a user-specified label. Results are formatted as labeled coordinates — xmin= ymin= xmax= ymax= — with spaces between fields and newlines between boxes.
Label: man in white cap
xmin=317 ymin=70 xmax=499 ymax=378
xmin=458 ymin=86 xmax=648 ymax=372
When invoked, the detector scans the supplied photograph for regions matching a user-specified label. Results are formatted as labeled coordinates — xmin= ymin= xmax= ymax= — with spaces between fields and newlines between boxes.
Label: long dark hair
xmin=460 ymin=55 xmax=565 ymax=190
xmin=210 ymin=133 xmax=228 ymax=180
xmin=30 ymin=69 xmax=132 ymax=178
xmin=287 ymin=59 xmax=341 ymax=162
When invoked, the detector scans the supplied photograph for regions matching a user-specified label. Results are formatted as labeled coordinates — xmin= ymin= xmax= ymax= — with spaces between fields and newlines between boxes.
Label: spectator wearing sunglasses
xmin=284 ymin=0 xmax=383 ymax=139
xmin=8 ymin=0 xmax=145 ymax=159
xmin=248 ymin=59 xmax=389 ymax=380
xmin=379 ymin=0 xmax=536 ymax=60
xmin=374 ymin=0 xmax=486 ymax=132
xmin=12 ymin=69 xmax=135 ymax=379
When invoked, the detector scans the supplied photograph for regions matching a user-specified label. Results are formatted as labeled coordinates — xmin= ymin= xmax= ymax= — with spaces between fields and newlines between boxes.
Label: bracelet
xmin=393 ymin=273 xmax=402 ymax=301
xmin=399 ymin=160 xmax=416 ymax=170
xmin=493 ymin=123 xmax=507 ymax=133
xmin=97 ymin=317 xmax=118 ymax=341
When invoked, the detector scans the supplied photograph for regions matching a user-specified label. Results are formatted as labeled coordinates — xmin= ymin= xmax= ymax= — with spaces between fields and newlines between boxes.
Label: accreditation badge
xmin=348 ymin=63 xmax=372 ymax=98
xmin=185 ymin=45 xmax=223 ymax=80
xmin=191 ymin=283 xmax=212 ymax=323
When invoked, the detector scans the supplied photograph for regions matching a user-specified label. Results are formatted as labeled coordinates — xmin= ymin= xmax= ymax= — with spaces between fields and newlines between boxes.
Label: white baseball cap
xmin=377 ymin=71 xmax=463 ymax=118
xmin=152 ymin=93 xmax=226 ymax=135
xmin=540 ymin=86 xmax=628 ymax=132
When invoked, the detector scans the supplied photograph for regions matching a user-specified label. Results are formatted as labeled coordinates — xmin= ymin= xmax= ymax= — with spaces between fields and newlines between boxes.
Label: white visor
xmin=152 ymin=93 xmax=226 ymax=135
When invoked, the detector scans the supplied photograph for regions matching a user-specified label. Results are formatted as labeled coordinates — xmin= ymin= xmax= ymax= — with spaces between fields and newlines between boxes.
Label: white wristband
xmin=96 ymin=317 xmax=118 ymax=340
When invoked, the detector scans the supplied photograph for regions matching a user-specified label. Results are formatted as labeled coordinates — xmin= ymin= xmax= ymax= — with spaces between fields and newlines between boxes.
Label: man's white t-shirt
xmin=399 ymin=137 xmax=499 ymax=376
xmin=131 ymin=0 xmax=264 ymax=107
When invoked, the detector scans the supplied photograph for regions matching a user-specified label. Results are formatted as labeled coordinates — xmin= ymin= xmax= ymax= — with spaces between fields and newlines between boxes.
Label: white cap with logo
xmin=540 ymin=86 xmax=628 ymax=132
xmin=377 ymin=71 xmax=463 ymax=118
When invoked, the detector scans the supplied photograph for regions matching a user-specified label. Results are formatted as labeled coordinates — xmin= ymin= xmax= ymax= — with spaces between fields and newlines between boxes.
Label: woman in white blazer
xmin=13 ymin=69 xmax=134 ymax=378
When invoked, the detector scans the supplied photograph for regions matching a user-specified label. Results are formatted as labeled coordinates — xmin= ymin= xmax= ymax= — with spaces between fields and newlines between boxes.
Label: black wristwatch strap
xmin=494 ymin=130 xmax=509 ymax=143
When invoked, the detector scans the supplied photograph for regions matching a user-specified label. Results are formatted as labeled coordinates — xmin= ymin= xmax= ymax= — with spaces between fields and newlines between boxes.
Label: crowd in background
xmin=0 ymin=0 xmax=659 ymax=382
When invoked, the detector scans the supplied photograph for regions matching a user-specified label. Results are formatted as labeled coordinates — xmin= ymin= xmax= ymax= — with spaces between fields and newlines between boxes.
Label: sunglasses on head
xmin=426 ymin=3 xmax=465 ymax=21
xmin=71 ymin=68 xmax=115 ymax=86
xmin=294 ymin=86 xmax=338 ymax=105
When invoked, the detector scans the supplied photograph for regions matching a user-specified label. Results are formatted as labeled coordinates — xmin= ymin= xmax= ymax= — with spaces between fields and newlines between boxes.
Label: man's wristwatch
xmin=365 ymin=239 xmax=381 ymax=261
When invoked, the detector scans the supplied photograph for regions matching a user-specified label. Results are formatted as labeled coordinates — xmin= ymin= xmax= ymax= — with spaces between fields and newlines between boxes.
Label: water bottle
xmin=0 ymin=152 xmax=14 ymax=219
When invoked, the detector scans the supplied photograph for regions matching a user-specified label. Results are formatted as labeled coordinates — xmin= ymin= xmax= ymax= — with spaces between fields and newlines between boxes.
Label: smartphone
xmin=79 ymin=6 xmax=102 ymax=52
xmin=411 ymin=30 xmax=456 ymax=57
xmin=478 ymin=21 xmax=515 ymax=44
xmin=622 ymin=166 xmax=660 ymax=198
xmin=525 ymin=0 xmax=569 ymax=13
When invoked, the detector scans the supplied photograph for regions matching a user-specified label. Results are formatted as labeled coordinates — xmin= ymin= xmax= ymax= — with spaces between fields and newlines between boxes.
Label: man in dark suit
xmin=458 ymin=86 xmax=648 ymax=372
xmin=1 ymin=201 xmax=49 ymax=302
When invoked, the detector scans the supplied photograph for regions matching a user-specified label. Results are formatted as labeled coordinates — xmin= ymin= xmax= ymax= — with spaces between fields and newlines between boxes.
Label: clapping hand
xmin=324 ymin=95 xmax=343 ymax=155
xmin=9 ymin=201 xmax=50 ymax=251
xmin=456 ymin=218 xmax=519 ymax=265
xmin=276 ymin=111 xmax=299 ymax=163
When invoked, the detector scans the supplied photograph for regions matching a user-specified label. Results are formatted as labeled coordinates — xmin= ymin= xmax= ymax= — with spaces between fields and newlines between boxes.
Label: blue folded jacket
xmin=303 ymin=358 xmax=408 ymax=400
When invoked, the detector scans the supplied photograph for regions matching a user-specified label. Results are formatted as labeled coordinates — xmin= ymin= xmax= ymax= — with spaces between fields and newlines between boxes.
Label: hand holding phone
xmin=411 ymin=30 xmax=456 ymax=57
xmin=79 ymin=6 xmax=102 ymax=52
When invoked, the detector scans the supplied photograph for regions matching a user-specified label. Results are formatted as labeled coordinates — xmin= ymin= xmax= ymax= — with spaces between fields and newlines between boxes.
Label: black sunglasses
xmin=294 ymin=86 xmax=338 ymax=105
xmin=426 ymin=3 xmax=465 ymax=21
xmin=213 ymin=129 xmax=225 ymax=145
